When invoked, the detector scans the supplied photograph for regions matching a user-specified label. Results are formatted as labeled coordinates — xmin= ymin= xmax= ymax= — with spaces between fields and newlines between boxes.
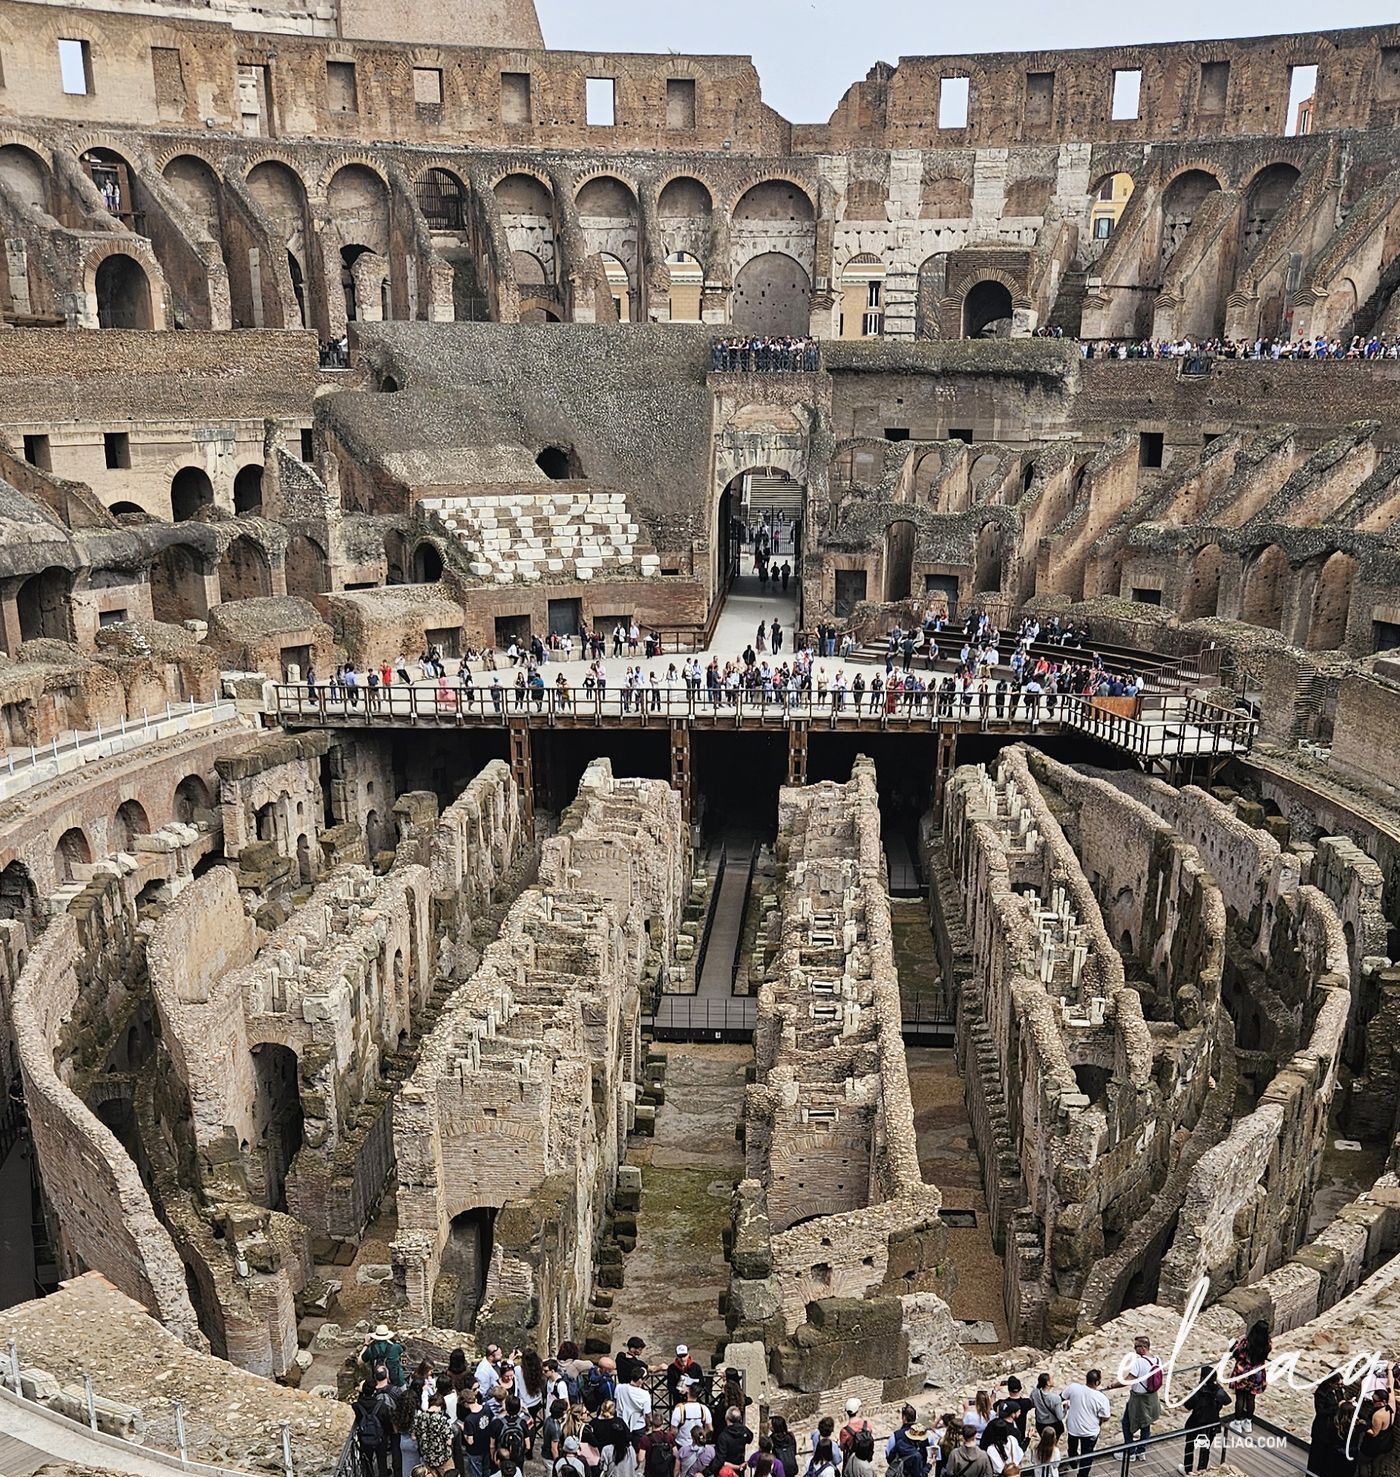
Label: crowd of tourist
xmin=712 ymin=337 xmax=821 ymax=373
xmin=320 ymin=336 xmax=352 ymax=369
xmin=347 ymin=1323 xmax=1397 ymax=1477
xmin=1068 ymin=334 xmax=1400 ymax=362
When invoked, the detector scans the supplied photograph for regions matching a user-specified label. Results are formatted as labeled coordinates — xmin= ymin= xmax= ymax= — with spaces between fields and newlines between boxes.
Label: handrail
xmin=691 ymin=843 xmax=729 ymax=991
xmin=729 ymin=842 xmax=759 ymax=992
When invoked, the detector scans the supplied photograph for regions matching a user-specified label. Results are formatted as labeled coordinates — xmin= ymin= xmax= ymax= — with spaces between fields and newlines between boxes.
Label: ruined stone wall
xmin=429 ymin=756 xmax=522 ymax=941
xmin=1102 ymin=771 xmax=1353 ymax=1307
xmin=392 ymin=759 xmax=682 ymax=1349
xmin=730 ymin=758 xmax=958 ymax=1398
xmin=216 ymin=728 xmax=328 ymax=866
xmin=11 ymin=870 xmax=204 ymax=1348
xmin=943 ymin=746 xmax=1226 ymax=1343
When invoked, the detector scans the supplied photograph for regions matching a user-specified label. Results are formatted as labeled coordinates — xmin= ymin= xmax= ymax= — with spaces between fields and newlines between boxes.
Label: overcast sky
xmin=533 ymin=1 xmax=1398 ymax=124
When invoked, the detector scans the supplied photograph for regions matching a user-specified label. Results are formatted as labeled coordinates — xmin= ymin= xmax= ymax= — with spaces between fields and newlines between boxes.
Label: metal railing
xmin=1059 ymin=1416 xmax=1318 ymax=1477
xmin=0 ymin=1347 xmax=297 ymax=1476
xmin=647 ymin=994 xmax=758 ymax=1040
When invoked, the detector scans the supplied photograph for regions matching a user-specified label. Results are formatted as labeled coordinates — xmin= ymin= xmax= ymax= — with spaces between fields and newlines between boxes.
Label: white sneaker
xmin=1242 ymin=1421 xmax=1252 ymax=1435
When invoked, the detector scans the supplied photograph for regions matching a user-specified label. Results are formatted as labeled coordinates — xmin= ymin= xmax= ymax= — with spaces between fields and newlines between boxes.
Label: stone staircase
xmin=421 ymin=491 xmax=660 ymax=584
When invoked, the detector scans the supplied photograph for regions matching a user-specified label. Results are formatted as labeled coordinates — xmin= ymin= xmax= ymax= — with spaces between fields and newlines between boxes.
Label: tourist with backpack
xmin=640 ymin=1412 xmax=680 ymax=1477
xmin=672 ymin=1380 xmax=709 ymax=1458
xmin=941 ymin=1427 xmax=990 ymax=1477
xmin=887 ymin=1420 xmax=931 ymax=1477
xmin=769 ymin=1417 xmax=799 ymax=1477
xmin=1116 ymin=1336 xmax=1163 ymax=1458
xmin=489 ymin=1395 xmax=533 ymax=1477
xmin=806 ymin=1439 xmax=840 ymax=1477
xmin=353 ymin=1371 xmax=400 ymax=1477
xmin=582 ymin=1359 xmax=619 ymax=1415
xmin=844 ymin=1427 xmax=876 ymax=1477
xmin=556 ymin=1435 xmax=590 ymax=1477
xmin=840 ymin=1401 xmax=871 ymax=1458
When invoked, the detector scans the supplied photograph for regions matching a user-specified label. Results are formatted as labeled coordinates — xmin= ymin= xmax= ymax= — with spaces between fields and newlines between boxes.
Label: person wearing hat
xmin=667 ymin=1345 xmax=704 ymax=1406
xmin=617 ymin=1337 xmax=651 ymax=1385
xmin=887 ymin=1412 xmax=932 ymax=1477
xmin=554 ymin=1434 xmax=588 ymax=1477
xmin=361 ymin=1323 xmax=405 ymax=1388
xmin=839 ymin=1401 xmax=870 ymax=1457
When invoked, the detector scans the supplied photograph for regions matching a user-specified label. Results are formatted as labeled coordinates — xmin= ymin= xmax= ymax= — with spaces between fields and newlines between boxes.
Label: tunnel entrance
xmin=435 ymin=1206 xmax=496 ymax=1331
xmin=532 ymin=729 xmax=669 ymax=815
xmin=692 ymin=731 xmax=787 ymax=839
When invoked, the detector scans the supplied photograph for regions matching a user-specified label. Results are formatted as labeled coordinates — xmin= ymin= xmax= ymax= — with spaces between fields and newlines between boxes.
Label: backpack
xmin=645 ymin=1437 xmax=676 ymax=1477
xmin=498 ymin=1416 xmax=528 ymax=1468
xmin=355 ymin=1399 xmax=387 ymax=1451
xmin=561 ymin=1368 xmax=582 ymax=1402
xmin=1143 ymin=1359 xmax=1164 ymax=1395
xmin=581 ymin=1368 xmax=613 ymax=1413
xmin=853 ymin=1429 xmax=876 ymax=1463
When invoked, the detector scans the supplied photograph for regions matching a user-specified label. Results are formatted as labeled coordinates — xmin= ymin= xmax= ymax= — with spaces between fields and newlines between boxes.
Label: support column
xmin=508 ymin=717 xmax=535 ymax=833
xmin=787 ymin=721 xmax=808 ymax=787
xmin=669 ymin=720 xmax=692 ymax=827
xmin=932 ymin=727 xmax=957 ymax=818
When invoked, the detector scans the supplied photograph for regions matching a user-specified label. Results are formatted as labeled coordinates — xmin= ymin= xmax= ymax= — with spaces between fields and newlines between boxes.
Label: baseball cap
xmin=677 ymin=1345 xmax=688 ymax=1356
xmin=846 ymin=1399 xmax=862 ymax=1416
xmin=564 ymin=1438 xmax=581 ymax=1454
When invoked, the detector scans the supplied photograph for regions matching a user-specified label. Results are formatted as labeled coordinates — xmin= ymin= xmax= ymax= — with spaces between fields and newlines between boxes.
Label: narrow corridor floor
xmin=604 ymin=1044 xmax=750 ymax=1359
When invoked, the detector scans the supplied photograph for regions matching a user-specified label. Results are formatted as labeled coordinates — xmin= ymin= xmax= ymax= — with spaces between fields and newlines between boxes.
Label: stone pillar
xmin=509 ymin=717 xmax=535 ymax=832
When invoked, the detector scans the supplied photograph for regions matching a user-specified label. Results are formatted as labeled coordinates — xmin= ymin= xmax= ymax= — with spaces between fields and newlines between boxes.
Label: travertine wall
xmin=730 ymin=758 xmax=960 ymax=1398
xmin=392 ymin=758 xmax=683 ymax=1348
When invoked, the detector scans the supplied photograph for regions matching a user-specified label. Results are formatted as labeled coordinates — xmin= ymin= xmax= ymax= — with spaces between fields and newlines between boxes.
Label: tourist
xmin=1226 ymin=1320 xmax=1271 ymax=1433
xmin=488 ymin=1395 xmax=533 ymax=1476
xmin=459 ymin=1388 xmax=488 ymax=1477
xmin=806 ymin=1436 xmax=841 ymax=1477
xmin=1180 ymin=1365 xmax=1230 ymax=1473
xmin=639 ymin=1412 xmax=680 ymax=1477
xmin=842 ymin=1425 xmax=876 ymax=1477
xmin=941 ymin=1426 xmax=990 ymax=1477
xmin=673 ymin=1380 xmax=709 ymax=1451
xmin=982 ymin=1418 xmax=1024 ymax=1475
xmin=555 ymin=1435 xmax=589 ymax=1477
xmin=1308 ymin=1374 xmax=1345 ymax=1477
xmin=887 ymin=1409 xmax=931 ymax=1477
xmin=964 ymin=1393 xmax=993 ymax=1436
xmin=750 ymin=1435 xmax=786 ymax=1477
xmin=475 ymin=1348 xmax=504 ymax=1400
xmin=1117 ymin=1335 xmax=1163 ymax=1458
xmin=839 ymin=1399 xmax=870 ymax=1456
xmin=714 ymin=1408 xmax=754 ymax=1469
xmin=584 ymin=1400 xmax=634 ymax=1477
xmin=362 ymin=1324 xmax=406 ymax=1387
xmin=617 ymin=1366 xmax=654 ymax=1448
xmin=354 ymin=1369 xmax=401 ymax=1477
xmin=808 ymin=1417 xmax=838 ymax=1456
xmin=769 ymin=1416 xmax=799 ymax=1477
xmin=682 ymin=1425 xmax=716 ymax=1477
xmin=1030 ymin=1375 xmax=1064 ymax=1438
xmin=416 ymin=1392 xmax=457 ymax=1477
xmin=1061 ymin=1371 xmax=1110 ymax=1477
xmin=1030 ymin=1424 xmax=1061 ymax=1477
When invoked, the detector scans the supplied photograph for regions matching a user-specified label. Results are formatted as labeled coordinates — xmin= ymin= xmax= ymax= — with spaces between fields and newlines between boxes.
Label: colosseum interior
xmin=0 ymin=0 xmax=1395 ymax=1472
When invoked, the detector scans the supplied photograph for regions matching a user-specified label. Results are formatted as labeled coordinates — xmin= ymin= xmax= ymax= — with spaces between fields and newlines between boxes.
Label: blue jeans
xmin=1122 ymin=1406 xmax=1152 ymax=1458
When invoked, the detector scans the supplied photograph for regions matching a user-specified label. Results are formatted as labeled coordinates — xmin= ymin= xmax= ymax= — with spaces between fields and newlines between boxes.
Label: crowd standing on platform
xmin=1061 ymin=333 xmax=1400 ymax=362
xmin=346 ymin=1322 xmax=1394 ymax=1477
xmin=712 ymin=337 xmax=821 ymax=373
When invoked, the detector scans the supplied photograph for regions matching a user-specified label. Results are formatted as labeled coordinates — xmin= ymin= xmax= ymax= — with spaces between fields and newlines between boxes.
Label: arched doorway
xmin=218 ymin=535 xmax=272 ymax=603
xmin=884 ymin=520 xmax=917 ymax=601
xmin=251 ymin=1043 xmax=303 ymax=1210
xmin=173 ymin=774 xmax=213 ymax=823
xmin=732 ymin=253 xmax=811 ymax=336
xmin=94 ymin=254 xmax=153 ymax=329
xmin=114 ymin=799 xmax=149 ymax=851
xmin=18 ymin=567 xmax=74 ymax=643
xmin=1241 ymin=545 xmax=1289 ymax=631
xmin=171 ymin=467 xmax=213 ymax=522
xmin=233 ymin=465 xmax=263 ymax=515
xmin=284 ymin=535 xmax=329 ymax=599
xmin=53 ymin=827 xmax=91 ymax=884
xmin=286 ymin=252 xmax=307 ymax=329
xmin=412 ymin=543 xmax=444 ymax=583
xmin=435 ymin=1207 xmax=497 ymax=1332
xmin=1184 ymin=544 xmax=1222 ymax=619
xmin=974 ymin=522 xmax=1004 ymax=592
xmin=536 ymin=446 xmax=581 ymax=480
xmin=1307 ymin=551 xmax=1356 ymax=650
xmin=962 ymin=281 xmax=1013 ymax=339
xmin=151 ymin=543 xmax=209 ymax=624
xmin=663 ymin=252 xmax=703 ymax=321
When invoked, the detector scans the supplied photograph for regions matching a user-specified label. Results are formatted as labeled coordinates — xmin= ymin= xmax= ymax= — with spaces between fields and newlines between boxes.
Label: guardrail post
xmin=83 ymin=1371 xmax=97 ymax=1430
xmin=281 ymin=1418 xmax=294 ymax=1477
xmin=174 ymin=1399 xmax=188 ymax=1461
xmin=6 ymin=1338 xmax=19 ymax=1394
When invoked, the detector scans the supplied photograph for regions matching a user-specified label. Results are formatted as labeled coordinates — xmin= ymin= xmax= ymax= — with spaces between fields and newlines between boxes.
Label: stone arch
xmin=171 ymin=466 xmax=213 ymax=522
xmin=536 ymin=445 xmax=582 ymax=480
xmin=150 ymin=542 xmax=210 ymax=623
xmin=597 ymin=251 xmax=633 ymax=321
xmin=658 ymin=176 xmax=713 ymax=288
xmin=494 ymin=171 xmax=553 ymax=213
xmin=913 ymin=450 xmax=942 ymax=500
xmin=1183 ymin=543 xmax=1222 ymax=619
xmin=414 ymin=165 xmax=467 ymax=230
xmin=658 ymin=175 xmax=712 ymax=218
xmin=162 ymin=154 xmax=221 ymax=230
xmin=1240 ymin=544 xmax=1289 ymax=631
xmin=575 ymin=174 xmax=637 ymax=218
xmin=173 ymin=773 xmax=213 ymax=823
xmin=915 ymin=254 xmax=949 ymax=338
xmin=839 ymin=252 xmax=886 ymax=338
xmin=1161 ymin=169 xmax=1222 ymax=268
xmin=663 ymin=251 xmax=703 ymax=321
xmin=1306 ymin=550 xmax=1356 ymax=651
xmin=732 ymin=252 xmax=810 ymax=336
xmin=920 ymin=175 xmax=972 ymax=219
xmin=114 ymin=799 xmax=149 ymax=851
xmin=251 ymin=1041 xmax=303 ymax=1211
xmin=17 ymin=566 xmax=74 ymax=643
xmin=883 ymin=519 xmax=917 ymax=602
xmin=1243 ymin=162 xmax=1301 ymax=256
xmin=411 ymin=542 xmax=444 ymax=583
xmin=284 ymin=534 xmax=330 ymax=598
xmin=218 ymin=535 xmax=272 ymax=604
xmin=233 ymin=464 xmax=263 ymax=515
xmin=974 ymin=522 xmax=1004 ymax=593
xmin=962 ymin=279 xmax=1014 ymax=339
xmin=0 ymin=859 xmax=38 ymax=927
xmin=94 ymin=253 xmax=153 ymax=329
xmin=54 ymin=826 xmax=91 ymax=884
xmin=732 ymin=179 xmax=815 ymax=223
xmin=0 ymin=143 xmax=50 ymax=213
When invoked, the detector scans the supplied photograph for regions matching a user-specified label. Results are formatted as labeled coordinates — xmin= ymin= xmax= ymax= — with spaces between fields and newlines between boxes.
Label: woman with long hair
xmin=1227 ymin=1320 xmax=1272 ymax=1432
xmin=520 ymin=1349 xmax=547 ymax=1421
xmin=1032 ymin=1424 xmax=1061 ymax=1477
xmin=1183 ymin=1365 xmax=1230 ymax=1472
